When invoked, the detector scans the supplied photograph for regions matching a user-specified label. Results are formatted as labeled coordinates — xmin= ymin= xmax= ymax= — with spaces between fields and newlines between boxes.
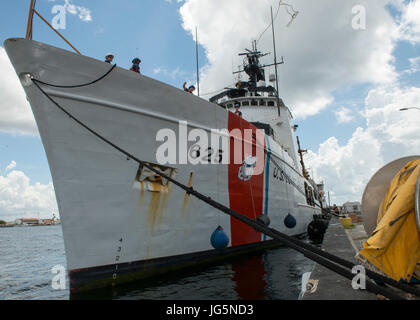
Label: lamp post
xmin=400 ymin=107 xmax=420 ymax=111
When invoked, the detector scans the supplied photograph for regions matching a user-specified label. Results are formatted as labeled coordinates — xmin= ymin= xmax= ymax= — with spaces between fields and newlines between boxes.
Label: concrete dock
xmin=301 ymin=217 xmax=378 ymax=300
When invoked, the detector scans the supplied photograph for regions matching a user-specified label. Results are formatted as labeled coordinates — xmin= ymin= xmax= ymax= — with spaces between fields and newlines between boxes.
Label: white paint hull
xmin=4 ymin=38 xmax=320 ymax=291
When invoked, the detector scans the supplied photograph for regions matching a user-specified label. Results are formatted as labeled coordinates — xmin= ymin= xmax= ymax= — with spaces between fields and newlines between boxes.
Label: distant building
xmin=342 ymin=201 xmax=362 ymax=214
xmin=15 ymin=218 xmax=39 ymax=226
xmin=40 ymin=219 xmax=53 ymax=225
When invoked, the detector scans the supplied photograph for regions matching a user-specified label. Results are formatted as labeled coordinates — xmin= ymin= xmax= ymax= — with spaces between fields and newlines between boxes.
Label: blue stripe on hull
xmin=263 ymin=136 xmax=271 ymax=241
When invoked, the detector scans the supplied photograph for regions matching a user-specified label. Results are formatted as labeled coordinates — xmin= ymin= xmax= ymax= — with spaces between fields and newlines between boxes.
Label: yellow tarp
xmin=359 ymin=159 xmax=420 ymax=282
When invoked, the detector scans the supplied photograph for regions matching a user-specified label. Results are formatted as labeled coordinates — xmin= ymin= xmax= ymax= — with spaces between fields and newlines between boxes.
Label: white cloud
xmin=293 ymin=96 xmax=334 ymax=119
xmin=406 ymin=56 xmax=420 ymax=74
xmin=49 ymin=0 xmax=93 ymax=22
xmin=75 ymin=6 xmax=92 ymax=22
xmin=153 ymin=67 xmax=186 ymax=79
xmin=334 ymin=107 xmax=355 ymax=123
xmin=180 ymin=0 xmax=399 ymax=118
xmin=65 ymin=0 xmax=78 ymax=15
xmin=306 ymin=85 xmax=420 ymax=204
xmin=179 ymin=0 xmax=419 ymax=205
xmin=153 ymin=66 xmax=189 ymax=81
xmin=0 ymin=46 xmax=38 ymax=136
xmin=0 ymin=168 xmax=58 ymax=222
xmin=306 ymin=129 xmax=383 ymax=203
xmin=47 ymin=0 xmax=92 ymax=21
xmin=410 ymin=56 xmax=420 ymax=67
xmin=398 ymin=0 xmax=420 ymax=43
xmin=5 ymin=161 xmax=17 ymax=172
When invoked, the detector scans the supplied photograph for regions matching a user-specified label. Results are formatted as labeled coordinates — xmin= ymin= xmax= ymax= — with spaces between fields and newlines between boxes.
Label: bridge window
xmin=267 ymin=101 xmax=275 ymax=107
xmin=259 ymin=100 xmax=266 ymax=106
xmin=242 ymin=101 xmax=250 ymax=106
xmin=251 ymin=122 xmax=274 ymax=137
xmin=226 ymin=103 xmax=233 ymax=108
xmin=251 ymin=100 xmax=258 ymax=106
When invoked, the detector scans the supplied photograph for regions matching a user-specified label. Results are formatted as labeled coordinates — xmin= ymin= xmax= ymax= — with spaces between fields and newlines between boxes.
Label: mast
xmin=195 ymin=27 xmax=200 ymax=97
xmin=23 ymin=0 xmax=81 ymax=54
xmin=297 ymin=136 xmax=309 ymax=179
xmin=25 ymin=0 xmax=35 ymax=40
xmin=211 ymin=9 xmax=284 ymax=106
xmin=271 ymin=6 xmax=281 ymax=116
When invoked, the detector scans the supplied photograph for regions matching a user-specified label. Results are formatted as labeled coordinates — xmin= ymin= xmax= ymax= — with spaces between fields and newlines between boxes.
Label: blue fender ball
xmin=284 ymin=213 xmax=297 ymax=229
xmin=211 ymin=226 xmax=230 ymax=249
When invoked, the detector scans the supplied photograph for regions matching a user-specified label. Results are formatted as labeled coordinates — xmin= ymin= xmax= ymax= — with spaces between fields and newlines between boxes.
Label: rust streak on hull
xmin=181 ymin=172 xmax=194 ymax=218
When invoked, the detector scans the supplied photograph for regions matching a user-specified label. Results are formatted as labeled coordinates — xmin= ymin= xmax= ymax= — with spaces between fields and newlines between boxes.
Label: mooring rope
xmin=29 ymin=70 xmax=420 ymax=300
xmin=268 ymin=154 xmax=328 ymax=213
xmin=269 ymin=155 xmax=306 ymax=197
xmin=33 ymin=64 xmax=116 ymax=88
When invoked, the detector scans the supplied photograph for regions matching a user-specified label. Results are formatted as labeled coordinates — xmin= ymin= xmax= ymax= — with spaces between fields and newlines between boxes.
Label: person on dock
xmin=332 ymin=204 xmax=340 ymax=216
xmin=105 ymin=53 xmax=114 ymax=64
xmin=130 ymin=58 xmax=141 ymax=74
xmin=183 ymin=82 xmax=195 ymax=94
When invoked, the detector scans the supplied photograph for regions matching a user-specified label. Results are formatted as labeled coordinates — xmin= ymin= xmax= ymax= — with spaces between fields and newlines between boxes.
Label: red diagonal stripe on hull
xmin=228 ymin=113 xmax=265 ymax=246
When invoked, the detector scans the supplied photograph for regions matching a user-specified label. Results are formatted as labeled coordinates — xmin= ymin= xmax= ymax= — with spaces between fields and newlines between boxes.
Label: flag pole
xmin=271 ymin=6 xmax=281 ymax=116
xmin=195 ymin=26 xmax=200 ymax=97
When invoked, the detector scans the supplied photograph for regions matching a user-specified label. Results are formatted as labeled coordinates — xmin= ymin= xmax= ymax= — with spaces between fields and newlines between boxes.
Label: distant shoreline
xmin=0 ymin=224 xmax=61 ymax=228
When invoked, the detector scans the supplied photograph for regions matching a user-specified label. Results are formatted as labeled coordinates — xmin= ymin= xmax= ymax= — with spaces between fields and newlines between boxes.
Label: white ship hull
xmin=5 ymin=38 xmax=320 ymax=292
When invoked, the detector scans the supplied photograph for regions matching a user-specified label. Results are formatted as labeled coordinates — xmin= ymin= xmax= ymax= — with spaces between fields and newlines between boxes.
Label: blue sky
xmin=1 ymin=0 xmax=205 ymax=86
xmin=0 ymin=0 xmax=419 ymax=220
xmin=0 ymin=0 xmax=204 ymax=183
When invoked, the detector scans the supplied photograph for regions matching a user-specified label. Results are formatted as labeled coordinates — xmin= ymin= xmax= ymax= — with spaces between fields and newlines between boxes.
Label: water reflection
xmin=1 ymin=225 xmax=317 ymax=300
xmin=232 ymin=255 xmax=268 ymax=300
xmin=71 ymin=245 xmax=316 ymax=300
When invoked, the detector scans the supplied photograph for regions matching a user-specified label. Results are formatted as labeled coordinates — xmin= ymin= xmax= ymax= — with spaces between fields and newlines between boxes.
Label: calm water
xmin=0 ymin=225 xmax=316 ymax=300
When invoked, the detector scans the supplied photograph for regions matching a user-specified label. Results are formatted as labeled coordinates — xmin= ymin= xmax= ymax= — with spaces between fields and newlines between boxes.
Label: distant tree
xmin=0 ymin=220 xmax=6 ymax=225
